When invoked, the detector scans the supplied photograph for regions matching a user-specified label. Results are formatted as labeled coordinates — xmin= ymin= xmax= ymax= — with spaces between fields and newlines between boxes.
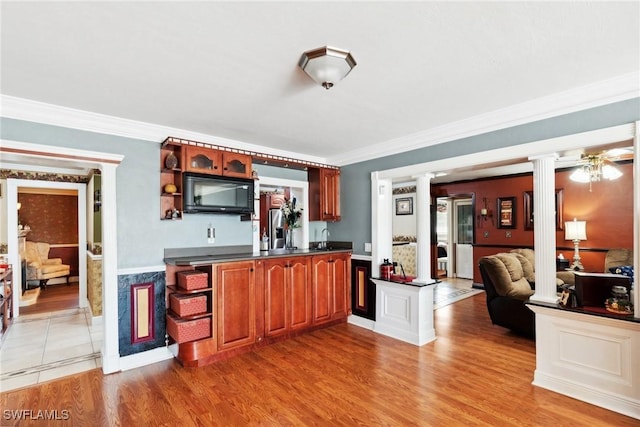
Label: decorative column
xmin=529 ymin=154 xmax=559 ymax=304
xmin=101 ymin=163 xmax=120 ymax=374
xmin=414 ymin=173 xmax=435 ymax=283
xmin=371 ymin=172 xmax=393 ymax=276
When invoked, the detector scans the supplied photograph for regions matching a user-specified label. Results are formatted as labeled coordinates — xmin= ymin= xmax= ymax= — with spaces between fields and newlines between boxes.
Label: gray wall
xmin=332 ymin=98 xmax=640 ymax=255
xmin=3 ymin=97 xmax=639 ymax=264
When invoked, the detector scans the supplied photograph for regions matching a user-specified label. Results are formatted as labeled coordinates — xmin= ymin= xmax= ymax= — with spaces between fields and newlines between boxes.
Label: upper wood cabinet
xmin=221 ymin=151 xmax=252 ymax=179
xmin=160 ymin=142 xmax=183 ymax=220
xmin=184 ymin=146 xmax=252 ymax=179
xmin=184 ymin=146 xmax=223 ymax=174
xmin=308 ymin=167 xmax=341 ymax=222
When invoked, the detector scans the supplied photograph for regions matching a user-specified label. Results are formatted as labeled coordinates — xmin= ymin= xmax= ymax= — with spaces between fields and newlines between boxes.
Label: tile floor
xmin=0 ymin=308 xmax=102 ymax=392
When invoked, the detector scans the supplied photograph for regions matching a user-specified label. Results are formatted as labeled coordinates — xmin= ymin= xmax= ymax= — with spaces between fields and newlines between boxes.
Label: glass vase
xmin=285 ymin=228 xmax=295 ymax=249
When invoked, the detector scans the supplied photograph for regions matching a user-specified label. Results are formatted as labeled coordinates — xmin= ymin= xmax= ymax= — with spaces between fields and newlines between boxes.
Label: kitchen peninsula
xmin=164 ymin=244 xmax=351 ymax=367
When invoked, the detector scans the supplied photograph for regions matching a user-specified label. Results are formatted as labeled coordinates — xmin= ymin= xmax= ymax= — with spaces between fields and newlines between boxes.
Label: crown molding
xmin=330 ymin=71 xmax=640 ymax=166
xmin=0 ymin=95 xmax=328 ymax=166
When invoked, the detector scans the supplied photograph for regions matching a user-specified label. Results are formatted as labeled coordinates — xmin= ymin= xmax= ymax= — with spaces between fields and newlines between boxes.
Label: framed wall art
xmin=523 ymin=189 xmax=563 ymax=231
xmin=395 ymin=197 xmax=413 ymax=215
xmin=497 ymin=197 xmax=516 ymax=229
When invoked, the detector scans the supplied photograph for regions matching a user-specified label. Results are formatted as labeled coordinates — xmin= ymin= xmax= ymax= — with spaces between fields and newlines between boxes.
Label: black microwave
xmin=183 ymin=172 xmax=254 ymax=214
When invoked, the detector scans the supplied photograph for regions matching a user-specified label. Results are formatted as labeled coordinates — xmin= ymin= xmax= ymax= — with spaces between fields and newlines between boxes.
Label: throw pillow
xmin=609 ymin=265 xmax=634 ymax=284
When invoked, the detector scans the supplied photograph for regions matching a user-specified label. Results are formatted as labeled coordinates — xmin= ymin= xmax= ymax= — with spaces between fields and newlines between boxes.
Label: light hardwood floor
xmin=1 ymin=293 xmax=637 ymax=426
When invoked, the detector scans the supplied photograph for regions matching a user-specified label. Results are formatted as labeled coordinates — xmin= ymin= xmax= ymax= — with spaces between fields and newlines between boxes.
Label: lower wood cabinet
xmin=311 ymin=253 xmax=350 ymax=325
xmin=215 ymin=260 xmax=256 ymax=352
xmin=167 ymin=252 xmax=351 ymax=367
xmin=264 ymin=257 xmax=312 ymax=337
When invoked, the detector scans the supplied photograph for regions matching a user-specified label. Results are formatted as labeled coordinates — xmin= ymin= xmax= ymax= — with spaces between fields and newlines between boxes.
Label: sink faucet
xmin=321 ymin=228 xmax=330 ymax=249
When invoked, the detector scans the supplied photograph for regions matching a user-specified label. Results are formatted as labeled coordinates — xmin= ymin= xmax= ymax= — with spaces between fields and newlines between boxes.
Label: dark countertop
xmin=527 ymin=300 xmax=640 ymax=324
xmin=371 ymin=276 xmax=440 ymax=288
xmin=164 ymin=247 xmax=352 ymax=266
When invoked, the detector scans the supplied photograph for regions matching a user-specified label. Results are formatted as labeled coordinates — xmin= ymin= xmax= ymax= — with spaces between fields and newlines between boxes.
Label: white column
xmin=371 ymin=172 xmax=393 ymax=276
xmin=529 ymin=154 xmax=559 ymax=304
xmin=413 ymin=173 xmax=435 ymax=282
xmin=101 ymin=163 xmax=120 ymax=374
xmin=634 ymin=121 xmax=639 ymax=318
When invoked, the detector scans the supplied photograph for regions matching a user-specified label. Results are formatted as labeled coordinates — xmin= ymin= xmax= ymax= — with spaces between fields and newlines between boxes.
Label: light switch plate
xmin=364 ymin=242 xmax=372 ymax=252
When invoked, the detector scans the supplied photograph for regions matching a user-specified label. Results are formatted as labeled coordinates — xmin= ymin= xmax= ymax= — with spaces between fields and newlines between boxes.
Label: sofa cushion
xmin=512 ymin=252 xmax=535 ymax=284
xmin=510 ymin=248 xmax=535 ymax=270
xmin=604 ymin=249 xmax=633 ymax=273
xmin=609 ymin=265 xmax=634 ymax=284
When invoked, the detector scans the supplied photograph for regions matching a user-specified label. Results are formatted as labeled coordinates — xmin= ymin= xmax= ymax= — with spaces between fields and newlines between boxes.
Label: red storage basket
xmin=166 ymin=314 xmax=211 ymax=343
xmin=170 ymin=293 xmax=207 ymax=317
xmin=176 ymin=270 xmax=208 ymax=290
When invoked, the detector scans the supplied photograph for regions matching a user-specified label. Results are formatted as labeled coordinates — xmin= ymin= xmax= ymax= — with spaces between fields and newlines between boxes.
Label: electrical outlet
xmin=505 ymin=231 xmax=512 ymax=238
xmin=364 ymin=242 xmax=372 ymax=252
xmin=207 ymin=225 xmax=215 ymax=244
xmin=483 ymin=231 xmax=489 ymax=238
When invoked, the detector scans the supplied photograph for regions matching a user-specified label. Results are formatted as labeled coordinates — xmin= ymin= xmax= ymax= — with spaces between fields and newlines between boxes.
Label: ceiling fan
xmin=569 ymin=147 xmax=632 ymax=191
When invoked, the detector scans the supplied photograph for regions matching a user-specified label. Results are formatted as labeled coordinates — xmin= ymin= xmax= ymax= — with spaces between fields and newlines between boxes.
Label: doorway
xmin=17 ymin=187 xmax=81 ymax=314
xmin=453 ymin=198 xmax=474 ymax=279
xmin=0 ymin=179 xmax=97 ymax=391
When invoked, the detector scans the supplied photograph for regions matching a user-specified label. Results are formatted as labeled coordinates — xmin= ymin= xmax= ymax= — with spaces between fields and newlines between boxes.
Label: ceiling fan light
xmin=299 ymin=46 xmax=356 ymax=89
xmin=569 ymin=167 xmax=591 ymax=183
xmin=602 ymin=164 xmax=622 ymax=180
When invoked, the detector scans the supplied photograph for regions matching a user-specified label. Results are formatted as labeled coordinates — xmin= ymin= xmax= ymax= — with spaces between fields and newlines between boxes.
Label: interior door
xmin=454 ymin=199 xmax=474 ymax=279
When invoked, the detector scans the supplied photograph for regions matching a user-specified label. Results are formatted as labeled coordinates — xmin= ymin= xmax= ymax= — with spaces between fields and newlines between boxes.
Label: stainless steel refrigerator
xmin=268 ymin=208 xmax=285 ymax=249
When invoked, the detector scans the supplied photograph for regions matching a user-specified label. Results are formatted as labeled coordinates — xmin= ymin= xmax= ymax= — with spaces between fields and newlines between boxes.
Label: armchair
xmin=479 ymin=253 xmax=535 ymax=338
xmin=25 ymin=241 xmax=70 ymax=290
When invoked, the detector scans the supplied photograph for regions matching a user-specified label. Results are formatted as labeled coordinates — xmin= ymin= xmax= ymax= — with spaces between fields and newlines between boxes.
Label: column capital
xmin=528 ymin=152 xmax=559 ymax=162
xmin=412 ymin=172 xmax=436 ymax=180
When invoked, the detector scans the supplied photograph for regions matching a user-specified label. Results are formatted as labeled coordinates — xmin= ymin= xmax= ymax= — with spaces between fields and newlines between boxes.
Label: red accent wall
xmin=432 ymin=162 xmax=633 ymax=283
xmin=18 ymin=193 xmax=78 ymax=243
xmin=19 ymin=193 xmax=79 ymax=276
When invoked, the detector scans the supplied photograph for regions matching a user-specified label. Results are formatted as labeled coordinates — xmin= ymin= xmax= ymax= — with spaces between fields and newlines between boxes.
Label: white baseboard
xmin=348 ymin=314 xmax=375 ymax=330
xmin=119 ymin=347 xmax=174 ymax=371
xmin=534 ymin=370 xmax=640 ymax=420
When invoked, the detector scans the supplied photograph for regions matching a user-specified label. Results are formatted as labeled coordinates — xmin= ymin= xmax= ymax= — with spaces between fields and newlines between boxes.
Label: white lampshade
xmin=565 ymin=218 xmax=587 ymax=241
xmin=569 ymin=167 xmax=591 ymax=183
xmin=602 ymin=164 xmax=622 ymax=180
xmin=299 ymin=46 xmax=356 ymax=90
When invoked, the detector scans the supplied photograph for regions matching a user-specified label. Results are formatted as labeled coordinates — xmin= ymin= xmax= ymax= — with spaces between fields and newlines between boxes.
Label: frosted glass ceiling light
xmin=299 ymin=46 xmax=357 ymax=90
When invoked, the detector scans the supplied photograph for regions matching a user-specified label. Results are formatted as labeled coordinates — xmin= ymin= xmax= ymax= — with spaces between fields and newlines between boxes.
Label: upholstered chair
xmin=25 ymin=241 xmax=71 ymax=290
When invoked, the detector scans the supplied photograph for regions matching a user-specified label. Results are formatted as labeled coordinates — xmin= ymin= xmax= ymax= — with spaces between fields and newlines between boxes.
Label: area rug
xmin=433 ymin=283 xmax=484 ymax=310
xmin=19 ymin=287 xmax=40 ymax=307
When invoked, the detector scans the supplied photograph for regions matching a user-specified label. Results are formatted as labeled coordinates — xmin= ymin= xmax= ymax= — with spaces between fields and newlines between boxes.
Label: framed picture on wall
xmin=395 ymin=197 xmax=413 ymax=215
xmin=497 ymin=197 xmax=516 ymax=229
xmin=523 ymin=189 xmax=563 ymax=230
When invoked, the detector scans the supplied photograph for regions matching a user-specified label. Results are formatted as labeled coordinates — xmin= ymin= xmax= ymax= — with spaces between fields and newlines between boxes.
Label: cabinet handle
xmin=250 ymin=268 xmax=254 ymax=272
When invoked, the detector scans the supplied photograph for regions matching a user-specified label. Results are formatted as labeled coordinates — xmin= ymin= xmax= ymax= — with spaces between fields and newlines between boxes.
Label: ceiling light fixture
xmin=298 ymin=46 xmax=356 ymax=90
xmin=569 ymin=154 xmax=622 ymax=191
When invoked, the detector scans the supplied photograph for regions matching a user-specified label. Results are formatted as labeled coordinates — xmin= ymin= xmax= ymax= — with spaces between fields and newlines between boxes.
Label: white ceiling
xmin=1 ymin=2 xmax=639 ymax=169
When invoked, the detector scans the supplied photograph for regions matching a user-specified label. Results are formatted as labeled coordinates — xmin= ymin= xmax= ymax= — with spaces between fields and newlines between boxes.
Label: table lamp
xmin=565 ymin=218 xmax=587 ymax=271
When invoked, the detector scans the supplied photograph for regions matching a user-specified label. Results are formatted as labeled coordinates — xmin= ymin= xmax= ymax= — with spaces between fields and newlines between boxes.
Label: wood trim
xmin=0 ymin=147 xmax=122 ymax=164
xmin=130 ymin=282 xmax=155 ymax=345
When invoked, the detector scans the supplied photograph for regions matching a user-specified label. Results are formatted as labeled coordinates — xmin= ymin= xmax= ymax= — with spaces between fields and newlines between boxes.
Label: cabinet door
xmin=322 ymin=169 xmax=341 ymax=221
xmin=312 ymin=255 xmax=332 ymax=325
xmin=184 ymin=146 xmax=222 ymax=175
xmin=331 ymin=255 xmax=349 ymax=319
xmin=264 ymin=260 xmax=288 ymax=337
xmin=216 ymin=261 xmax=256 ymax=351
xmin=308 ymin=168 xmax=341 ymax=222
xmin=289 ymin=257 xmax=312 ymax=330
xmin=222 ymin=152 xmax=252 ymax=178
